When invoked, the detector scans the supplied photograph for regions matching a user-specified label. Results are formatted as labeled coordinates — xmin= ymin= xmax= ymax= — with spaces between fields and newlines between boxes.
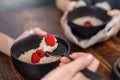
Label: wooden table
xmin=0 ymin=3 xmax=120 ymax=80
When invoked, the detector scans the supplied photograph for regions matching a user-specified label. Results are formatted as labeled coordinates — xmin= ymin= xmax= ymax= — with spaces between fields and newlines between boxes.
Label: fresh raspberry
xmin=45 ymin=34 xmax=55 ymax=46
xmin=31 ymin=52 xmax=40 ymax=63
xmin=84 ymin=21 xmax=92 ymax=27
xmin=36 ymin=50 xmax=45 ymax=58
xmin=31 ymin=50 xmax=45 ymax=63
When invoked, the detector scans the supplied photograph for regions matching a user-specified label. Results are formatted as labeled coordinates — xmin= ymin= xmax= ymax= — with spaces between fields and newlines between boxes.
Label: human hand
xmin=60 ymin=1 xmax=77 ymax=30
xmin=42 ymin=52 xmax=99 ymax=80
xmin=60 ymin=0 xmax=87 ymax=30
xmin=100 ymin=10 xmax=120 ymax=41
xmin=107 ymin=10 xmax=120 ymax=36
xmin=15 ymin=27 xmax=47 ymax=42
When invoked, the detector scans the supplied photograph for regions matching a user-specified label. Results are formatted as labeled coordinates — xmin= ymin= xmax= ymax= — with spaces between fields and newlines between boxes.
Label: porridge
xmin=18 ymin=49 xmax=60 ymax=64
xmin=18 ymin=34 xmax=60 ymax=64
xmin=39 ymin=36 xmax=58 ymax=53
xmin=73 ymin=16 xmax=103 ymax=27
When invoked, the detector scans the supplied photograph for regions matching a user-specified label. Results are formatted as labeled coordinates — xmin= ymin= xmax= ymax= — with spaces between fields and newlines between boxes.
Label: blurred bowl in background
xmin=67 ymin=6 xmax=111 ymax=39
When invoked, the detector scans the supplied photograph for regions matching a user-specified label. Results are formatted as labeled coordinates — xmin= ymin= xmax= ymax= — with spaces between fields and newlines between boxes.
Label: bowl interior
xmin=68 ymin=6 xmax=110 ymax=25
xmin=67 ymin=6 xmax=111 ymax=39
xmin=11 ymin=35 xmax=70 ymax=59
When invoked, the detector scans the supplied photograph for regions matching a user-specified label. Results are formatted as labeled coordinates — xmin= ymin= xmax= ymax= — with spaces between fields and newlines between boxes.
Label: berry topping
xmin=84 ymin=21 xmax=92 ymax=27
xmin=31 ymin=50 xmax=45 ymax=63
xmin=31 ymin=52 xmax=40 ymax=63
xmin=45 ymin=34 xmax=55 ymax=46
xmin=36 ymin=50 xmax=45 ymax=58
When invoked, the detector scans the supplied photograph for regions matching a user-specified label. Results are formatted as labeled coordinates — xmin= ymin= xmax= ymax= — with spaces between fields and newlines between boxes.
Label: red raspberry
xmin=45 ymin=34 xmax=55 ymax=46
xmin=36 ymin=50 xmax=45 ymax=58
xmin=84 ymin=21 xmax=92 ymax=27
xmin=31 ymin=50 xmax=45 ymax=63
xmin=31 ymin=52 xmax=40 ymax=63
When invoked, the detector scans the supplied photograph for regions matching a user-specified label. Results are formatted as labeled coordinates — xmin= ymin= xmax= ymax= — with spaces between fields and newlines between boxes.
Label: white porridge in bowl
xmin=18 ymin=49 xmax=60 ymax=64
xmin=18 ymin=34 xmax=60 ymax=64
xmin=73 ymin=16 xmax=103 ymax=27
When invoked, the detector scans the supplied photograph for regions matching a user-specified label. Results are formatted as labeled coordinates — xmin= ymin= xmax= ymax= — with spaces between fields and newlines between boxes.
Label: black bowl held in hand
xmin=67 ymin=6 xmax=111 ymax=39
xmin=10 ymin=35 xmax=70 ymax=80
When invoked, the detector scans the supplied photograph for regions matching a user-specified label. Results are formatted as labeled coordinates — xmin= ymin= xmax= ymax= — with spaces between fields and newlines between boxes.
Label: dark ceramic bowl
xmin=10 ymin=35 xmax=70 ymax=80
xmin=67 ymin=6 xmax=111 ymax=39
xmin=112 ymin=58 xmax=120 ymax=80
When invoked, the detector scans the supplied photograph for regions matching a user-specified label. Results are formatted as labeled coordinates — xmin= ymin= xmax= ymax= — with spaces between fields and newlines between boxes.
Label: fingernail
xmin=86 ymin=54 xmax=93 ymax=60
xmin=108 ymin=12 xmax=113 ymax=16
xmin=42 ymin=31 xmax=47 ymax=35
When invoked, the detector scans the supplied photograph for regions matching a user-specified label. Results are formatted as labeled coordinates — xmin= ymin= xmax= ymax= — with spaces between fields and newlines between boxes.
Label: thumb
xmin=67 ymin=1 xmax=77 ymax=12
xmin=60 ymin=2 xmax=77 ymax=30
xmin=107 ymin=10 xmax=120 ymax=17
xmin=32 ymin=27 xmax=47 ymax=36
xmin=64 ymin=54 xmax=93 ymax=74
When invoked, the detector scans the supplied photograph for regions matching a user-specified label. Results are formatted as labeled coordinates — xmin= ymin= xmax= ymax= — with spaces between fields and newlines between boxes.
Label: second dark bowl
xmin=67 ymin=6 xmax=111 ymax=39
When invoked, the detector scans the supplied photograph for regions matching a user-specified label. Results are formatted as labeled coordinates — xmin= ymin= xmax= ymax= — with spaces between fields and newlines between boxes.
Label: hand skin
xmin=42 ymin=52 xmax=99 ymax=80
xmin=60 ymin=1 xmax=120 ymax=41
xmin=99 ymin=10 xmax=120 ymax=41
xmin=60 ymin=1 xmax=77 ymax=30
xmin=0 ymin=27 xmax=47 ymax=56
xmin=56 ymin=0 xmax=76 ymax=12
xmin=15 ymin=27 xmax=47 ymax=42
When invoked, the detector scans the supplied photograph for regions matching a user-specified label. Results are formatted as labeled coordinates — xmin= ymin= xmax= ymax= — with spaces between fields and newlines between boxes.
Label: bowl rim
xmin=67 ymin=5 xmax=111 ymax=28
xmin=113 ymin=58 xmax=120 ymax=78
xmin=10 ymin=35 xmax=71 ymax=66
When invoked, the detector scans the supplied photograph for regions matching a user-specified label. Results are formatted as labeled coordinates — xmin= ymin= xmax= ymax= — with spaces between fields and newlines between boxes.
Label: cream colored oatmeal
xmin=39 ymin=56 xmax=60 ymax=64
xmin=73 ymin=16 xmax=103 ymax=26
xmin=18 ymin=35 xmax=59 ymax=64
xmin=18 ymin=49 xmax=60 ymax=64
xmin=39 ymin=37 xmax=58 ymax=52
xmin=18 ymin=49 xmax=36 ymax=63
